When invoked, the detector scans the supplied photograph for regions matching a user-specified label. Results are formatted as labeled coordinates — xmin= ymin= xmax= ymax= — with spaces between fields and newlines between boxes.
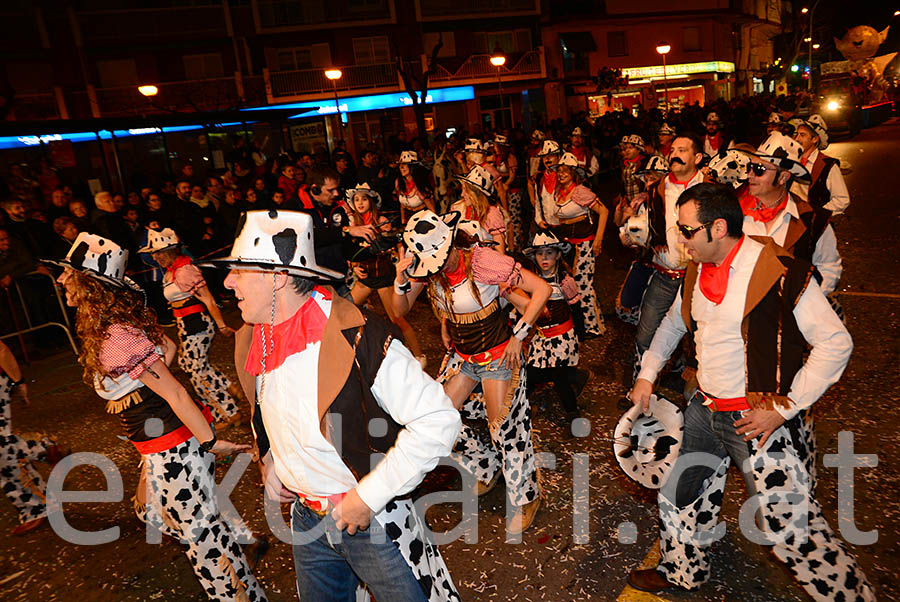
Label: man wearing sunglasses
xmin=620 ymin=134 xmax=708 ymax=410
xmin=626 ymin=183 xmax=873 ymax=601
xmin=738 ymin=132 xmax=842 ymax=296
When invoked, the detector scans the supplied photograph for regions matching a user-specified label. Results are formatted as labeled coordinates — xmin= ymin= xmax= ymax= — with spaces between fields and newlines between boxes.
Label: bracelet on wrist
xmin=199 ymin=431 xmax=217 ymax=454
xmin=512 ymin=318 xmax=532 ymax=341
xmin=394 ymin=278 xmax=411 ymax=295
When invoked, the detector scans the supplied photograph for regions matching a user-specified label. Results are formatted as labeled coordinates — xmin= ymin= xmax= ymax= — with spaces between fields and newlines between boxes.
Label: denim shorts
xmin=457 ymin=354 xmax=514 ymax=382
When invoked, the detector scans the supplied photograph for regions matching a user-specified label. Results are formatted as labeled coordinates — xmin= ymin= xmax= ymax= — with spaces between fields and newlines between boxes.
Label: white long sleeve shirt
xmin=741 ymin=197 xmax=842 ymax=295
xmin=259 ymin=294 xmax=461 ymax=517
xmin=652 ymin=171 xmax=703 ymax=271
xmin=791 ymin=148 xmax=850 ymax=215
xmin=638 ymin=236 xmax=852 ymax=422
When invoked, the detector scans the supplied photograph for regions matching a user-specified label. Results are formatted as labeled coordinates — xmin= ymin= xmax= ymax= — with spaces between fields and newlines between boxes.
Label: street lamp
xmin=802 ymin=2 xmax=820 ymax=91
xmin=656 ymin=44 xmax=671 ymax=115
xmin=138 ymin=85 xmax=159 ymax=97
xmin=490 ymin=46 xmax=507 ymax=128
xmin=324 ymin=68 xmax=343 ymax=140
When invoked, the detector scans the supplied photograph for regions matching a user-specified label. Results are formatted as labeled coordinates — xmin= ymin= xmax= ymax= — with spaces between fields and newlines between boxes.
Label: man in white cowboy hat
xmin=657 ymin=123 xmax=675 ymax=158
xmin=206 ymin=210 xmax=462 ymax=602
xmin=626 ymin=183 xmax=873 ymax=601
xmin=790 ymin=115 xmax=850 ymax=216
xmin=765 ymin=111 xmax=783 ymax=135
xmin=528 ymin=140 xmax=563 ymax=229
xmin=738 ymin=131 xmax=842 ymax=296
xmin=701 ymin=112 xmax=730 ymax=157
xmin=568 ymin=126 xmax=599 ymax=178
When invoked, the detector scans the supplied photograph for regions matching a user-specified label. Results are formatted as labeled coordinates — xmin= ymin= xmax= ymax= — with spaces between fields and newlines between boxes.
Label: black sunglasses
xmin=749 ymin=163 xmax=779 ymax=176
xmin=677 ymin=220 xmax=715 ymax=240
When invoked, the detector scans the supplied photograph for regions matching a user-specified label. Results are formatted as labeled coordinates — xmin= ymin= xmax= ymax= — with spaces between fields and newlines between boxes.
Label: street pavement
xmin=1 ymin=118 xmax=898 ymax=601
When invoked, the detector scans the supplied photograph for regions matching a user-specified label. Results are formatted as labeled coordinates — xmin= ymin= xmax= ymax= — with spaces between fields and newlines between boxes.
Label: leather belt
xmin=537 ymin=318 xmax=574 ymax=338
xmin=454 ymin=339 xmax=510 ymax=365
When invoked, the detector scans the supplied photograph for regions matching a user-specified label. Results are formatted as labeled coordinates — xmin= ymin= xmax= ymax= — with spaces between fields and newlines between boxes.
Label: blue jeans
xmin=291 ymin=502 xmax=426 ymax=602
xmin=667 ymin=395 xmax=757 ymax=508
xmin=633 ymin=271 xmax=684 ymax=382
xmin=457 ymin=354 xmax=514 ymax=382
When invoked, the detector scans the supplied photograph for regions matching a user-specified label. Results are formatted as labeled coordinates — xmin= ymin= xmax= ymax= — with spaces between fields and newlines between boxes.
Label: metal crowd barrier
xmin=0 ymin=270 xmax=78 ymax=359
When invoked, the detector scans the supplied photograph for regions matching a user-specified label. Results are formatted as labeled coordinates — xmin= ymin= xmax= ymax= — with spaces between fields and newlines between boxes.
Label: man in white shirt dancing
xmin=626 ymin=183 xmax=873 ymax=601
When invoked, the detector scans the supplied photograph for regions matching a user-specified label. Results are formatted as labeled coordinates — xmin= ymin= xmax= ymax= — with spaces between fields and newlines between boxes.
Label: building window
xmin=683 ymin=27 xmax=701 ymax=52
xmin=183 ymin=53 xmax=224 ymax=79
xmin=275 ymin=44 xmax=331 ymax=70
xmin=472 ymin=30 xmax=531 ymax=54
xmin=352 ymin=36 xmax=391 ymax=65
xmin=607 ymin=31 xmax=628 ymax=57
xmin=560 ymin=32 xmax=595 ymax=75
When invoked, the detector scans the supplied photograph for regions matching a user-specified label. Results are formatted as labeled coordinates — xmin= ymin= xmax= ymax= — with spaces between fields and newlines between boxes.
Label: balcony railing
xmin=427 ymin=49 xmax=545 ymax=85
xmin=266 ymin=63 xmax=400 ymax=101
xmin=417 ymin=0 xmax=538 ymax=19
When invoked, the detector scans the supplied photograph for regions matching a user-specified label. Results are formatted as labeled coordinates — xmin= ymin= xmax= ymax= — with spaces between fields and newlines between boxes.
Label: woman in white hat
xmin=395 ymin=150 xmax=436 ymax=223
xmin=50 ymin=233 xmax=267 ymax=601
xmin=345 ymin=183 xmax=426 ymax=366
xmin=492 ymin=135 xmax=523 ymax=251
xmin=450 ymin=165 xmax=508 ymax=253
xmin=463 ymin=138 xmax=508 ymax=214
xmin=522 ymin=231 xmax=583 ymax=425
xmin=550 ymin=152 xmax=608 ymax=338
xmin=139 ymin=228 xmax=242 ymax=430
xmin=392 ymin=210 xmax=551 ymax=534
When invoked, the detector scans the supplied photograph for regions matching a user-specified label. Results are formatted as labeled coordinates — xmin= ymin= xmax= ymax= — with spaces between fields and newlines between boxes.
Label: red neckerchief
xmin=360 ymin=211 xmax=373 ymax=225
xmin=623 ymin=155 xmax=642 ymax=168
xmin=699 ymin=236 xmax=745 ymax=305
xmin=706 ymin=132 xmax=721 ymax=151
xmin=668 ymin=172 xmax=696 ymax=188
xmin=166 ymin=254 xmax=192 ymax=277
xmin=555 ymin=182 xmax=577 ymax=205
xmin=464 ymin=206 xmax=476 ymax=220
xmin=444 ymin=250 xmax=466 ymax=286
xmin=542 ymin=171 xmax=557 ymax=194
xmin=570 ymin=146 xmax=586 ymax=162
xmin=404 ymin=176 xmax=417 ymax=195
xmin=740 ymin=192 xmax=788 ymax=224
xmin=245 ymin=287 xmax=332 ymax=375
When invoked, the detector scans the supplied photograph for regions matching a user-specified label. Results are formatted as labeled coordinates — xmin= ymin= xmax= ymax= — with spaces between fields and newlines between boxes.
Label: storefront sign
xmin=289 ymin=121 xmax=326 ymax=153
xmin=622 ymin=61 xmax=735 ymax=80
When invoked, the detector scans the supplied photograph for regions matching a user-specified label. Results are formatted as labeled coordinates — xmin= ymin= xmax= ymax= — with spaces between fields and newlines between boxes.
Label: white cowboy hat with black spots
xmin=571 ymin=126 xmax=586 ymax=138
xmin=531 ymin=129 xmax=546 ymax=142
xmin=138 ymin=227 xmax=180 ymax=254
xmin=455 ymin=164 xmax=494 ymax=196
xmin=548 ymin=152 xmax=587 ymax=178
xmin=659 ymin=122 xmax=676 ymax=136
xmin=523 ymin=229 xmax=571 ymax=256
xmin=790 ymin=113 xmax=829 ymax=150
xmin=44 ymin=232 xmax=142 ymax=293
xmin=708 ymin=148 xmax=750 ymax=188
xmin=402 ymin=210 xmax=461 ymax=279
xmin=197 ymin=209 xmax=344 ymax=280
xmin=464 ymin=138 xmax=484 ymax=153
xmin=620 ymin=134 xmax=644 ymax=148
xmin=345 ymin=182 xmax=383 ymax=207
xmin=637 ymin=154 xmax=670 ymax=176
xmin=537 ymin=139 xmax=561 ymax=157
xmin=614 ymin=394 xmax=684 ymax=489
xmin=739 ymin=131 xmax=811 ymax=183
xmin=493 ymin=134 xmax=510 ymax=147
xmin=704 ymin=111 xmax=721 ymax=125
xmin=398 ymin=150 xmax=421 ymax=165
xmin=619 ymin=205 xmax=650 ymax=248
xmin=767 ymin=111 xmax=783 ymax=124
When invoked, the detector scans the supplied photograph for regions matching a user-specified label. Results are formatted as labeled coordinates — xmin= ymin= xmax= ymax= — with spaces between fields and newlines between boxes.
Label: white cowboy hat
xmin=138 ymin=227 xmax=180 ymax=254
xmin=197 ymin=209 xmax=344 ymax=280
xmin=740 ymin=131 xmax=811 ymax=183
xmin=620 ymin=134 xmax=644 ymax=148
xmin=531 ymin=129 xmax=546 ymax=142
xmin=708 ymin=149 xmax=750 ymax=188
xmin=455 ymin=165 xmax=494 ymax=196
xmin=704 ymin=112 xmax=721 ymax=125
xmin=493 ymin=134 xmax=510 ymax=146
xmin=523 ymin=229 xmax=571 ymax=256
xmin=614 ymin=394 xmax=684 ymax=489
xmin=44 ymin=232 xmax=143 ymax=294
xmin=571 ymin=127 xmax=586 ymax=137
xmin=790 ymin=114 xmax=829 ymax=150
xmin=548 ymin=152 xmax=586 ymax=178
xmin=464 ymin=138 xmax=484 ymax=153
xmin=658 ymin=122 xmax=676 ymax=136
xmin=619 ymin=206 xmax=650 ymax=248
xmin=402 ymin=210 xmax=461 ymax=279
xmin=398 ymin=150 xmax=421 ymax=165
xmin=345 ymin=182 xmax=383 ymax=207
xmin=767 ymin=112 xmax=783 ymax=124
xmin=636 ymin=154 xmax=670 ymax=176
xmin=537 ymin=140 xmax=561 ymax=156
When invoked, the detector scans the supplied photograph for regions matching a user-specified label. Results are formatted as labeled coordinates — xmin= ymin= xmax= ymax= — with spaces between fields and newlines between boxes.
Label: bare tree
xmin=396 ymin=34 xmax=444 ymax=146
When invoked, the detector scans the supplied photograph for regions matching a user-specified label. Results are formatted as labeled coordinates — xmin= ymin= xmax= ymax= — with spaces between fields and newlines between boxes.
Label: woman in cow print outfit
xmin=522 ymin=231 xmax=583 ymax=424
xmin=550 ymin=152 xmax=609 ymax=338
xmin=393 ymin=210 xmax=551 ymax=534
xmin=51 ymin=233 xmax=267 ymax=601
xmin=141 ymin=228 xmax=242 ymax=429
xmin=0 ymin=340 xmax=66 ymax=535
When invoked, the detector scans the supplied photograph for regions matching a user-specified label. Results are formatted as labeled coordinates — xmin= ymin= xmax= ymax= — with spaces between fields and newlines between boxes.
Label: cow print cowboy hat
xmin=737 ymin=131 xmax=811 ymax=183
xmin=43 ymin=232 xmax=144 ymax=295
xmin=196 ymin=209 xmax=344 ymax=280
xmin=614 ymin=394 xmax=684 ymax=489
xmin=401 ymin=210 xmax=461 ymax=279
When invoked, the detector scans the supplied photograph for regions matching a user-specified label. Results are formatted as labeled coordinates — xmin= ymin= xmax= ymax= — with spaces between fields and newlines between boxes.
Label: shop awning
xmin=560 ymin=32 xmax=597 ymax=53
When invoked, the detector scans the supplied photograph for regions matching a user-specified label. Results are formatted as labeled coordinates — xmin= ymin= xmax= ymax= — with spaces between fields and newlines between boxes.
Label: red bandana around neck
xmin=699 ymin=236 xmax=745 ymax=305
xmin=706 ymin=132 xmax=721 ymax=151
xmin=555 ymin=182 xmax=577 ymax=205
xmin=404 ymin=176 xmax=417 ymax=195
xmin=245 ymin=286 xmax=332 ymax=375
xmin=623 ymin=155 xmax=642 ymax=167
xmin=542 ymin=171 xmax=558 ymax=193
xmin=570 ymin=146 xmax=586 ymax=161
xmin=444 ymin=250 xmax=467 ymax=286
xmin=166 ymin=254 xmax=192 ymax=276
xmin=740 ymin=192 xmax=788 ymax=224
